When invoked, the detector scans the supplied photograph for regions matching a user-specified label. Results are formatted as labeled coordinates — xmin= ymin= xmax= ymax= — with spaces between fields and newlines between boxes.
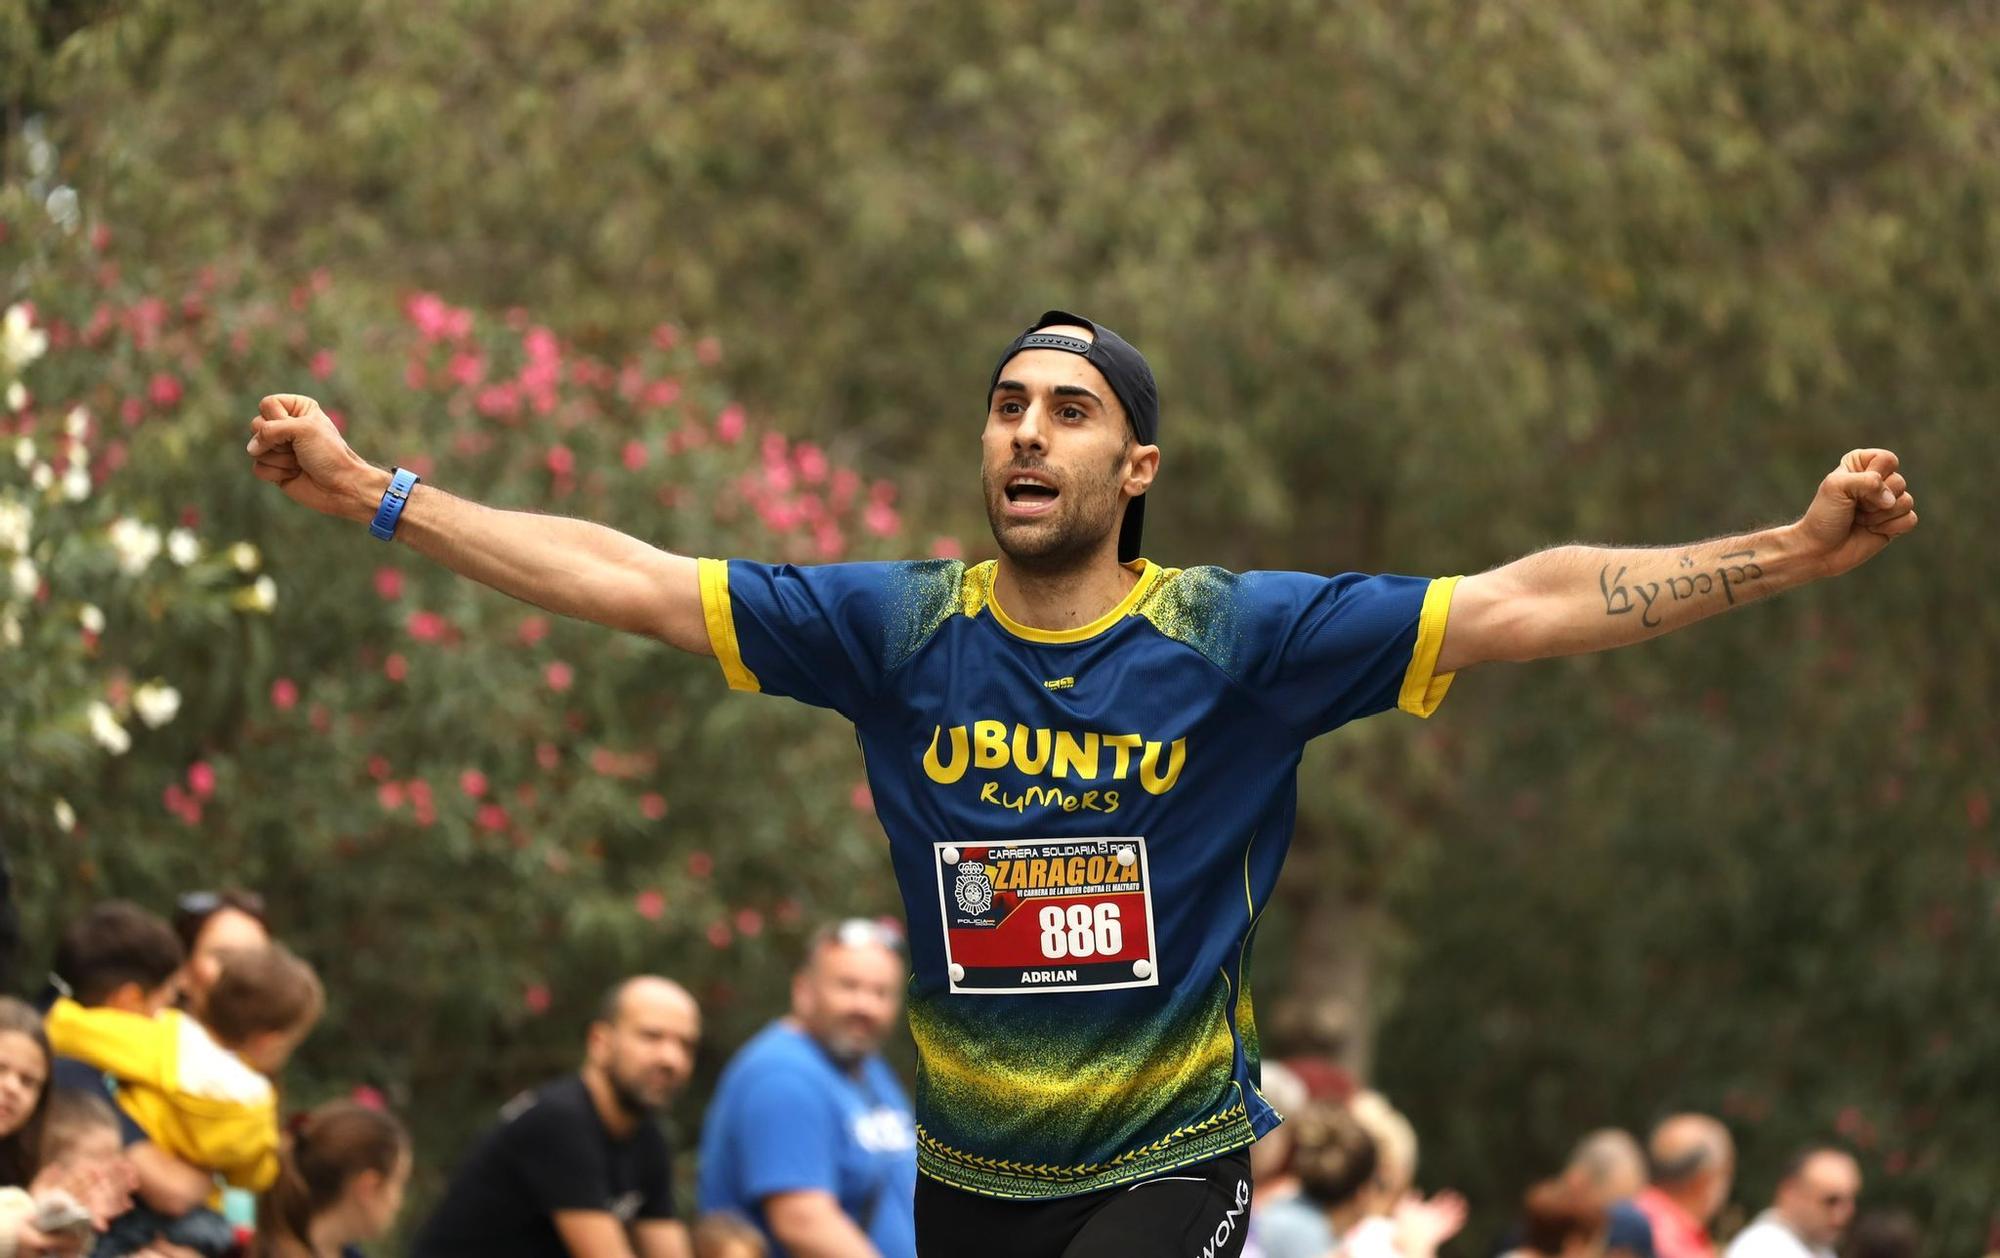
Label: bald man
xmin=1633 ymin=1115 xmax=1735 ymax=1258
xmin=416 ymin=976 xmax=702 ymax=1258
xmin=1722 ymin=1148 xmax=1861 ymax=1258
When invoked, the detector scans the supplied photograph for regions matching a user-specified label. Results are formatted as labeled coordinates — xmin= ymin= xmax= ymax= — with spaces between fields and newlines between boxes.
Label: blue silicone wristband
xmin=368 ymin=467 xmax=421 ymax=541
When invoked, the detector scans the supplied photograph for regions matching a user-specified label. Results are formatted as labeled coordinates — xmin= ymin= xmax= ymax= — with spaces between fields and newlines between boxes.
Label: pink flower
xmin=377 ymin=782 xmax=406 ymax=810
xmin=706 ymin=920 xmax=733 ymax=949
xmin=442 ymin=306 xmax=473 ymax=341
xmin=408 ymin=778 xmax=434 ymax=809
xmin=635 ymin=890 xmax=666 ymax=921
xmin=187 ymin=762 xmax=217 ymax=799
xmin=642 ymin=378 xmax=681 ymax=408
xmin=404 ymin=292 xmax=451 ymax=340
xmin=869 ymin=479 xmax=898 ymax=505
xmin=523 ymin=984 xmax=552 ymax=1016
xmin=696 ymin=336 xmax=722 ymax=365
xmin=652 ymin=323 xmax=680 ymax=349
xmin=459 ymin=769 xmax=489 ymax=799
xmin=270 ymin=677 xmax=300 ymax=710
xmin=734 ymin=907 xmax=764 ymax=938
xmin=622 ymin=440 xmax=649 ymax=471
xmin=715 ymin=404 xmax=746 ymax=444
xmin=545 ymin=444 xmax=575 ymax=477
xmin=544 ymin=660 xmax=573 ymax=692
xmin=863 ymin=500 xmax=901 ymax=538
xmin=148 ymin=374 xmax=183 ymax=409
xmin=760 ymin=432 xmax=789 ymax=466
xmin=373 ymin=567 xmax=404 ymax=600
xmin=309 ymin=350 xmax=335 ymax=380
xmin=930 ymin=536 xmax=964 ymax=560
xmin=406 ymin=610 xmax=449 ymax=642
xmin=850 ymin=782 xmax=874 ymax=813
xmin=367 ymin=755 xmax=392 ymax=780
xmin=813 ymin=522 xmax=845 ymax=561
xmin=476 ymin=803 xmax=510 ymax=832
xmin=350 ymin=1085 xmax=387 ymax=1112
xmin=795 ymin=443 xmax=829 ymax=484
xmin=640 ymin=792 xmax=668 ymax=821
xmin=447 ymin=351 xmax=486 ymax=388
xmin=535 ymin=742 xmax=561 ymax=771
xmin=325 ymin=408 xmax=346 ymax=434
xmin=384 ymin=652 xmax=409 ymax=682
xmin=688 ymin=850 xmax=714 ymax=879
xmin=829 ymin=468 xmax=861 ymax=509
xmin=523 ymin=326 xmax=560 ymax=363
xmin=475 ymin=383 xmax=521 ymax=419
xmin=517 ymin=615 xmax=549 ymax=646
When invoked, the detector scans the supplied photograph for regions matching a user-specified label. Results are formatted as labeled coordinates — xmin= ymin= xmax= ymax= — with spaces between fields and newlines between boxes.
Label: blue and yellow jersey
xmin=698 ymin=556 xmax=1458 ymax=1199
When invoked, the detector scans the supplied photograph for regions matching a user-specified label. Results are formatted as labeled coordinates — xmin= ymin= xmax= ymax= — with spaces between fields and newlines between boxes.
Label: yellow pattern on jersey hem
xmin=698 ymin=557 xmax=760 ymax=692
xmin=915 ymin=1103 xmax=1256 ymax=1198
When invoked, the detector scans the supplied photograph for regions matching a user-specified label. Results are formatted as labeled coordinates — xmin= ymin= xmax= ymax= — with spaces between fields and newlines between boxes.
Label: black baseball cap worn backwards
xmin=987 ymin=310 xmax=1159 ymax=564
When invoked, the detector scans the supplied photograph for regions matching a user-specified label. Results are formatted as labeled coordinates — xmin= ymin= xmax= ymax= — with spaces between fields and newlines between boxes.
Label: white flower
xmin=87 ymin=701 xmax=131 ymax=754
xmin=167 ymin=528 xmax=200 ymax=565
xmin=108 ymin=517 xmax=162 ymax=575
xmin=0 ymin=500 xmax=29 ymax=553
xmin=4 ymin=383 xmax=24 ymax=413
xmin=30 ymin=463 xmax=53 ymax=492
xmin=230 ymin=542 xmax=261 ymax=573
xmin=79 ymin=603 xmax=104 ymax=634
xmin=132 ymin=681 xmax=181 ymax=729
xmin=248 ymin=575 xmax=277 ymax=612
xmin=0 ymin=613 xmax=19 ymax=648
xmin=62 ymin=465 xmax=90 ymax=502
xmin=65 ymin=406 xmax=90 ymax=439
xmin=8 ymin=555 xmax=36 ymax=599
xmin=0 ymin=305 xmax=47 ymax=370
xmin=53 ymin=798 xmax=75 ymax=833
xmin=12 ymin=438 xmax=32 ymax=469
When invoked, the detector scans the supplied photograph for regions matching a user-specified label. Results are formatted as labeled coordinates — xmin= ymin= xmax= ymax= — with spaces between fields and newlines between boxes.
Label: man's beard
xmin=982 ymin=459 xmax=1125 ymax=575
xmin=607 ymin=1066 xmax=667 ymax=1118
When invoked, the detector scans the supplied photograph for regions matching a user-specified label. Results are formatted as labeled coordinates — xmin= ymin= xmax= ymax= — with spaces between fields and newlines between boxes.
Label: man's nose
xmin=1012 ymin=403 xmax=1048 ymax=453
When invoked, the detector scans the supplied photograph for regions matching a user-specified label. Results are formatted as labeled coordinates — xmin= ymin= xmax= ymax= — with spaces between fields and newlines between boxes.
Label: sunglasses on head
xmin=831 ymin=917 xmax=905 ymax=952
xmin=176 ymin=889 xmax=267 ymax=919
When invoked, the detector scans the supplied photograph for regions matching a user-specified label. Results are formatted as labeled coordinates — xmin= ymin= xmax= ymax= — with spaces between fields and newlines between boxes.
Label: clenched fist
xmin=1794 ymin=448 xmax=1918 ymax=578
xmin=244 ymin=394 xmax=386 ymax=522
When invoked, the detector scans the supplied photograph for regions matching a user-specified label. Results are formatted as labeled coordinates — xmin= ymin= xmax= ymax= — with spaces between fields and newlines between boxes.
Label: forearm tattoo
xmin=1599 ymin=549 xmax=1765 ymax=628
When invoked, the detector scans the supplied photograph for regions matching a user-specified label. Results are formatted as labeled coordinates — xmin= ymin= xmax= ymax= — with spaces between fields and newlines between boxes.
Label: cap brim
xmin=1117 ymin=495 xmax=1146 ymax=564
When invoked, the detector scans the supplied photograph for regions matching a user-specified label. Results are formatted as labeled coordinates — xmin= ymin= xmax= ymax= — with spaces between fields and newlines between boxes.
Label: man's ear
xmin=1125 ymin=443 xmax=1160 ymax=497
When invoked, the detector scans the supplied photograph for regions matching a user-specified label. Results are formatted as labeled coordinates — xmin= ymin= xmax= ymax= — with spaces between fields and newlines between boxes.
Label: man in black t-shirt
xmin=415 ymin=976 xmax=701 ymax=1258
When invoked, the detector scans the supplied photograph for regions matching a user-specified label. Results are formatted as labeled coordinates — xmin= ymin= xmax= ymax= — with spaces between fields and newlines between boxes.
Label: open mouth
xmin=1003 ymin=474 xmax=1061 ymax=516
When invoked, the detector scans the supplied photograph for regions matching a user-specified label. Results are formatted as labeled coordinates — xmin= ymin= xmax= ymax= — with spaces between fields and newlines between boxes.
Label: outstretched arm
xmin=1436 ymin=449 xmax=1917 ymax=674
xmin=244 ymin=394 xmax=711 ymax=654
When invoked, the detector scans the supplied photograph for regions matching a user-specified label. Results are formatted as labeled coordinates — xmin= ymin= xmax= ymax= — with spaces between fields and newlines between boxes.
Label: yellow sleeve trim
xmin=1398 ymin=575 xmax=1461 ymax=718
xmin=697 ymin=558 xmax=761 ymax=693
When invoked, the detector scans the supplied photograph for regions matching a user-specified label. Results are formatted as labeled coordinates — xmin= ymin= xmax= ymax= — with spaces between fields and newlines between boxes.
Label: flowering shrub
xmin=1 ymin=191 xmax=928 ymax=1184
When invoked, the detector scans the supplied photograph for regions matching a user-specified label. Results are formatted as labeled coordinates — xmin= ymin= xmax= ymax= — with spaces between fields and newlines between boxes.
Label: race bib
xmin=934 ymin=836 xmax=1160 ymax=995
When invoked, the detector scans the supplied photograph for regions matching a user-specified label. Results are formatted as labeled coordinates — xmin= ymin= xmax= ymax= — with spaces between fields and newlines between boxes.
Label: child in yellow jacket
xmin=44 ymin=944 xmax=322 ymax=1201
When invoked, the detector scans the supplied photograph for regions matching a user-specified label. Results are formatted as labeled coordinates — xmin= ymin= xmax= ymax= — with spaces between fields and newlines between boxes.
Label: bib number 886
xmin=1038 ymin=903 xmax=1122 ymax=959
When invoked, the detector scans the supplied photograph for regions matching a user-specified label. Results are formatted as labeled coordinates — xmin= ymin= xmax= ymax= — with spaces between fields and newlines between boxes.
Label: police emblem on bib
xmin=934 ymin=837 xmax=1160 ymax=995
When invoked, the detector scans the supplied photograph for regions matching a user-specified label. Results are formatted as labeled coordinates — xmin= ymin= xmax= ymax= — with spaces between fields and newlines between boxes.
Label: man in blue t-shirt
xmin=247 ymin=310 xmax=1917 ymax=1258
xmin=698 ymin=920 xmax=917 ymax=1258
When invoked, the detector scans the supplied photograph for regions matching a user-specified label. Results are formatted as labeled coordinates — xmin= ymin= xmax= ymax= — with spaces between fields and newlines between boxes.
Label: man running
xmin=245 ymin=311 xmax=1917 ymax=1257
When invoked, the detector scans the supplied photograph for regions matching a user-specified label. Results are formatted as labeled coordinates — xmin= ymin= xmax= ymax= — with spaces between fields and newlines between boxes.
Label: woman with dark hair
xmin=1506 ymin=1179 xmax=1609 ymax=1258
xmin=253 ymin=1102 xmax=410 ymax=1258
xmin=0 ymin=996 xmax=88 ymax=1256
xmin=170 ymin=891 xmax=271 ymax=1020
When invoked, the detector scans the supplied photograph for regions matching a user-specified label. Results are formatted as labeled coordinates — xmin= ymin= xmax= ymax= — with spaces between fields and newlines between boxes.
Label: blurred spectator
xmin=38 ymin=1090 xmax=139 ymax=1226
xmin=169 ymin=891 xmax=271 ymax=1022
xmin=1635 ymin=1115 xmax=1735 ymax=1258
xmin=1349 ymin=1092 xmax=1419 ymax=1199
xmin=0 ymin=996 xmax=86 ymax=1256
xmin=1839 ymin=1210 xmax=1918 ymax=1258
xmin=691 ymin=1213 xmax=769 ymax=1258
xmin=1723 ymin=1148 xmax=1860 ymax=1258
xmin=415 ymin=975 xmax=700 ymax=1258
xmin=1245 ymin=1060 xmax=1320 ymax=1258
xmin=1289 ymin=1097 xmax=1376 ymax=1256
xmin=1346 ymin=1090 xmax=1466 ymax=1258
xmin=1564 ymin=1130 xmax=1657 ymax=1258
xmin=1505 ymin=1179 xmax=1608 ymax=1258
xmin=698 ymin=920 xmax=915 ymax=1258
xmin=252 ymin=1100 xmax=411 ymax=1258
xmin=46 ymin=945 xmax=324 ymax=1257
xmin=43 ymin=902 xmax=218 ymax=1229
